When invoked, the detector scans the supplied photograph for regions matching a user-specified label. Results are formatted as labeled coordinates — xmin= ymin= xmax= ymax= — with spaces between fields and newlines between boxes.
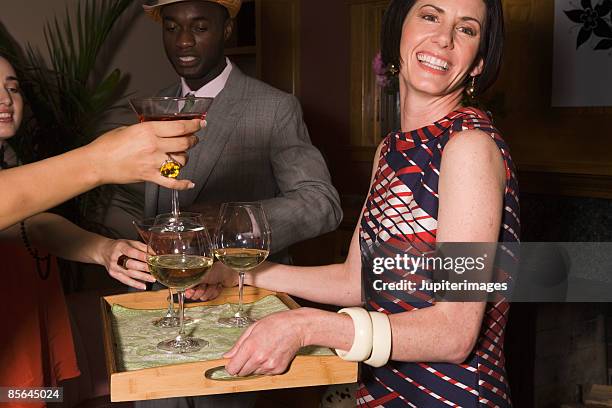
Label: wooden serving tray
xmin=101 ymin=287 xmax=358 ymax=402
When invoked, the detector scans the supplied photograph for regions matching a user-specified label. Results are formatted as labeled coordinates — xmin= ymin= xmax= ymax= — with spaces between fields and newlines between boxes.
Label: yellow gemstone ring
xmin=159 ymin=158 xmax=182 ymax=179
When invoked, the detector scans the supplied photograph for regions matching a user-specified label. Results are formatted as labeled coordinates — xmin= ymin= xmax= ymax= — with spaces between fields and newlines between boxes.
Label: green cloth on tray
xmin=111 ymin=295 xmax=333 ymax=372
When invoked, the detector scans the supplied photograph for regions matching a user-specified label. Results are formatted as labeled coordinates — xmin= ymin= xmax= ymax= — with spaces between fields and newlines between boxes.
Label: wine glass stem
xmin=237 ymin=271 xmax=246 ymax=317
xmin=166 ymin=288 xmax=176 ymax=317
xmin=177 ymin=290 xmax=186 ymax=340
xmin=171 ymin=190 xmax=179 ymax=218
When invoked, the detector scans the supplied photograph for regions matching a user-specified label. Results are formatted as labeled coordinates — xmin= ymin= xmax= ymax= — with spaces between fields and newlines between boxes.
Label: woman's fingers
xmin=152 ymin=175 xmax=196 ymax=190
xmin=112 ymin=273 xmax=145 ymax=290
xmin=192 ymin=283 xmax=221 ymax=301
xmin=187 ymin=284 xmax=207 ymax=300
xmin=121 ymin=242 xmax=149 ymax=264
xmin=120 ymin=258 xmax=150 ymax=273
xmin=145 ymin=120 xmax=203 ymax=189
xmin=149 ymin=118 xmax=202 ymax=138
xmin=106 ymin=240 xmax=155 ymax=289
xmin=145 ymin=151 xmax=197 ymax=188
xmin=109 ymin=266 xmax=150 ymax=290
xmin=127 ymin=268 xmax=155 ymax=283
xmin=156 ymin=134 xmax=199 ymax=155
xmin=225 ymin=347 xmax=251 ymax=376
xmin=167 ymin=152 xmax=189 ymax=167
xmin=184 ymin=283 xmax=223 ymax=301
xmin=110 ymin=259 xmax=155 ymax=280
xmin=92 ymin=119 xmax=205 ymax=187
xmin=237 ymin=356 xmax=262 ymax=377
xmin=224 ymin=323 xmax=256 ymax=359
xmin=224 ymin=313 xmax=302 ymax=377
xmin=201 ymin=284 xmax=222 ymax=301
xmin=130 ymin=240 xmax=148 ymax=259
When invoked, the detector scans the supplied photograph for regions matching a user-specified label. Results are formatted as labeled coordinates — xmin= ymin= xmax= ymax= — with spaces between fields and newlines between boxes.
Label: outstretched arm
xmin=0 ymin=212 xmax=154 ymax=289
xmin=0 ymin=119 xmax=201 ymax=230
xmin=224 ymin=130 xmax=507 ymax=375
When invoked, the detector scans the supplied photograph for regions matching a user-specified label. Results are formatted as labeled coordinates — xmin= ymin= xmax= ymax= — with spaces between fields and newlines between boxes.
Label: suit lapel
xmin=177 ymin=68 xmax=249 ymax=208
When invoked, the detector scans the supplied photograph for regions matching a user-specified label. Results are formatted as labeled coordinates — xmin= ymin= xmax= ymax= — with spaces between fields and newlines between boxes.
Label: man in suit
xmin=131 ymin=0 xmax=342 ymax=406
xmin=144 ymin=0 xmax=341 ymax=259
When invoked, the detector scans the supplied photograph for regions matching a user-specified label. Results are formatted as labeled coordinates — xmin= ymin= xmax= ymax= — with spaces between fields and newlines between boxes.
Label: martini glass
xmin=129 ymin=97 xmax=214 ymax=218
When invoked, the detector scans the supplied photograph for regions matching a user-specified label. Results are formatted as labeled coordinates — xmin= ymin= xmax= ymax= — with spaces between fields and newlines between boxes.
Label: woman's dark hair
xmin=0 ymin=50 xmax=20 ymax=77
xmin=0 ymin=51 xmax=22 ymax=89
xmin=0 ymin=50 xmax=12 ymax=63
xmin=381 ymin=0 xmax=504 ymax=96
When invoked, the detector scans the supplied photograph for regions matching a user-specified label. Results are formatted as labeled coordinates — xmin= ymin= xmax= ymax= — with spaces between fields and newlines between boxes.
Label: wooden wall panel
xmin=260 ymin=0 xmax=301 ymax=96
xmin=492 ymin=0 xmax=612 ymax=195
xmin=349 ymin=0 xmax=390 ymax=147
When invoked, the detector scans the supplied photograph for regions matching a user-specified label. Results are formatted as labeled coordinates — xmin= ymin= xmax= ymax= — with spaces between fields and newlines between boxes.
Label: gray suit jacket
xmin=145 ymin=67 xmax=342 ymax=253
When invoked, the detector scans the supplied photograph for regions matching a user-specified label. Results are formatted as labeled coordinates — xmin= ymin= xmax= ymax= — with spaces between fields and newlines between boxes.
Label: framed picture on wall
xmin=486 ymin=0 xmax=612 ymax=198
xmin=551 ymin=0 xmax=612 ymax=107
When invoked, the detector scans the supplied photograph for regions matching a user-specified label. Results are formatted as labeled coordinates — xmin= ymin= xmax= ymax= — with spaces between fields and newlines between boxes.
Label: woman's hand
xmin=185 ymin=262 xmax=238 ymax=301
xmin=86 ymin=119 xmax=203 ymax=190
xmin=100 ymin=239 xmax=155 ymax=290
xmin=224 ymin=309 xmax=306 ymax=376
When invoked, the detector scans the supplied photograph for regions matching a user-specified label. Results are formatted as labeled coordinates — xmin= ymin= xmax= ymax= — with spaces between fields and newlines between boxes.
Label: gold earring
xmin=466 ymin=76 xmax=477 ymax=97
xmin=387 ymin=64 xmax=399 ymax=76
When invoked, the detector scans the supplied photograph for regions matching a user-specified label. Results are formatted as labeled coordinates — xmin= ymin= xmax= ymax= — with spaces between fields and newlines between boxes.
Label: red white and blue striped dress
xmin=356 ymin=107 xmax=520 ymax=407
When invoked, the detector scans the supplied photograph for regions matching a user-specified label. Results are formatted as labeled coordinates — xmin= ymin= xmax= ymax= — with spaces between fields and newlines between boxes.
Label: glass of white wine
xmin=133 ymin=212 xmax=204 ymax=328
xmin=147 ymin=214 xmax=214 ymax=353
xmin=215 ymin=202 xmax=271 ymax=328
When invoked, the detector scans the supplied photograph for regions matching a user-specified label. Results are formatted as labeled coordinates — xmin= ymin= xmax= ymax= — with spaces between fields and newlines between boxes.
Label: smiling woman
xmin=204 ymin=0 xmax=518 ymax=406
xmin=399 ymin=1 xmax=486 ymax=98
xmin=0 ymin=57 xmax=23 ymax=158
xmin=382 ymin=0 xmax=504 ymax=107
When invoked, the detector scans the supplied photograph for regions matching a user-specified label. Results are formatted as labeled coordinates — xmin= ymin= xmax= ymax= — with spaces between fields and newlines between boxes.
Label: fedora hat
xmin=143 ymin=0 xmax=242 ymax=21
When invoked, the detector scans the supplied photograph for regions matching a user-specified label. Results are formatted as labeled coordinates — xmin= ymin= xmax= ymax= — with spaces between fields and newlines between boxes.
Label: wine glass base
xmin=157 ymin=337 xmax=208 ymax=353
xmin=217 ymin=316 xmax=256 ymax=328
xmin=152 ymin=316 xmax=193 ymax=328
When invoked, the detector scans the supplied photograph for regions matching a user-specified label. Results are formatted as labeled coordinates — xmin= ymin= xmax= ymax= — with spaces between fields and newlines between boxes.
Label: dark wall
xmin=299 ymin=0 xmax=351 ymax=189
xmin=521 ymin=195 xmax=612 ymax=242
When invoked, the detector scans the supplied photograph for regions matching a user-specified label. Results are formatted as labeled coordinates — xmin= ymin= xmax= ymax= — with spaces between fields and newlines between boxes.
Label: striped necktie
xmin=182 ymin=92 xmax=196 ymax=113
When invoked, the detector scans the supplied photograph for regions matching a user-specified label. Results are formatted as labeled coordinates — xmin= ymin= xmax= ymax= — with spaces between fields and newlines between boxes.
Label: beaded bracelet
xmin=20 ymin=220 xmax=51 ymax=280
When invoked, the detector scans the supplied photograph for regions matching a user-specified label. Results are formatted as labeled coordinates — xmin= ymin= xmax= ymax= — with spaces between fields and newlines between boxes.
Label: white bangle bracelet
xmin=364 ymin=311 xmax=392 ymax=368
xmin=335 ymin=307 xmax=373 ymax=362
